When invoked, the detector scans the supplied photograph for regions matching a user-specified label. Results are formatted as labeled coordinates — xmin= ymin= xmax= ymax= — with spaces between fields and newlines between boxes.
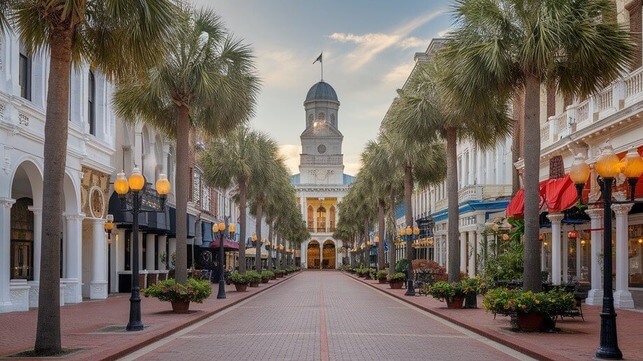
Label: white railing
xmin=541 ymin=122 xmax=551 ymax=148
xmin=624 ymin=67 xmax=643 ymax=107
xmin=595 ymin=86 xmax=614 ymax=113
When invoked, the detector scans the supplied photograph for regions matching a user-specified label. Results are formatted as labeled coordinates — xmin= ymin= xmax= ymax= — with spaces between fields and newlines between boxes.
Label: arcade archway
xmin=322 ymin=240 xmax=335 ymax=269
xmin=307 ymin=240 xmax=320 ymax=269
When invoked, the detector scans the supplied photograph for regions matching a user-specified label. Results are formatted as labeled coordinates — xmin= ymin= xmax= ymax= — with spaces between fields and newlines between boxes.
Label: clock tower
xmin=298 ymin=80 xmax=344 ymax=185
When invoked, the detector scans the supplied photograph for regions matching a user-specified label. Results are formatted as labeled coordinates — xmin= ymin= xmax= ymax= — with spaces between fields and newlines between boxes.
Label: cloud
xmin=330 ymin=9 xmax=446 ymax=70
xmin=278 ymin=144 xmax=301 ymax=174
xmin=255 ymin=49 xmax=306 ymax=89
xmin=343 ymin=156 xmax=362 ymax=177
xmin=437 ymin=28 xmax=452 ymax=37
xmin=383 ymin=61 xmax=415 ymax=86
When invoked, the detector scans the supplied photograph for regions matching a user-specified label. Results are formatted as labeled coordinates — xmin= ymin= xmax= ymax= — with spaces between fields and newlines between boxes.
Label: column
xmin=576 ymin=237 xmax=581 ymax=282
xmin=547 ymin=213 xmax=564 ymax=285
xmin=468 ymin=230 xmax=476 ymax=277
xmin=301 ymin=242 xmax=306 ymax=269
xmin=319 ymin=243 xmax=323 ymax=269
xmin=460 ymin=232 xmax=466 ymax=274
xmin=27 ymin=207 xmax=42 ymax=307
xmin=145 ymin=234 xmax=155 ymax=270
xmin=64 ymin=213 xmax=84 ymax=303
xmin=612 ymin=203 xmax=634 ymax=309
xmin=562 ymin=229 xmax=569 ymax=283
xmin=90 ymin=218 xmax=107 ymax=299
xmin=585 ymin=208 xmax=603 ymax=305
xmin=0 ymin=198 xmax=15 ymax=312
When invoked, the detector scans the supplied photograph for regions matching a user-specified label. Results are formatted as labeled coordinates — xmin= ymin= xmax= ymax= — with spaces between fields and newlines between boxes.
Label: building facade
xmin=292 ymin=80 xmax=354 ymax=269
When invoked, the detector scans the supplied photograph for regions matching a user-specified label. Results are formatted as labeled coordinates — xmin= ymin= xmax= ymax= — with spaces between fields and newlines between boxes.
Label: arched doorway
xmin=322 ymin=240 xmax=336 ymax=269
xmin=307 ymin=241 xmax=320 ymax=269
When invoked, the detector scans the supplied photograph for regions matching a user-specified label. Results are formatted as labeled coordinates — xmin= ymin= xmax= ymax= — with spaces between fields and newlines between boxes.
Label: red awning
xmin=506 ymin=176 xmax=577 ymax=217
xmin=209 ymin=239 xmax=239 ymax=250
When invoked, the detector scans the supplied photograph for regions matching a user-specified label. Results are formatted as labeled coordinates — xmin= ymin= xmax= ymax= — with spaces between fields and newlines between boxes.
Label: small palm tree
xmin=113 ymin=7 xmax=259 ymax=283
xmin=444 ymin=0 xmax=633 ymax=291
xmin=2 ymin=1 xmax=179 ymax=354
xmin=200 ymin=127 xmax=275 ymax=273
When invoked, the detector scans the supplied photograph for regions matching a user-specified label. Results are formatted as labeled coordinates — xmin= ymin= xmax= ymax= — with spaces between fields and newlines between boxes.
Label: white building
xmin=291 ymin=80 xmax=355 ymax=269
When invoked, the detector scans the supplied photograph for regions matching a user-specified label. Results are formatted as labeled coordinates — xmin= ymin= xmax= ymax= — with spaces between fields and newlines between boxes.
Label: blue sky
xmin=191 ymin=0 xmax=454 ymax=175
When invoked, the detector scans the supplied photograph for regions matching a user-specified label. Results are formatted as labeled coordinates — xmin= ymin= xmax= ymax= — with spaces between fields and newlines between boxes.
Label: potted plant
xmin=483 ymin=288 xmax=575 ymax=331
xmin=230 ymin=272 xmax=250 ymax=292
xmin=461 ymin=277 xmax=483 ymax=309
xmin=261 ymin=270 xmax=274 ymax=283
xmin=387 ymin=272 xmax=406 ymax=289
xmin=143 ymin=278 xmax=211 ymax=313
xmin=246 ymin=271 xmax=262 ymax=287
xmin=275 ymin=269 xmax=285 ymax=278
xmin=425 ymin=281 xmax=466 ymax=309
xmin=376 ymin=270 xmax=388 ymax=284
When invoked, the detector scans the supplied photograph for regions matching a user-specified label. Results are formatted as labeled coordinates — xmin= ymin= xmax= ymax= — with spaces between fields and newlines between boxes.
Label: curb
xmin=103 ymin=272 xmax=301 ymax=361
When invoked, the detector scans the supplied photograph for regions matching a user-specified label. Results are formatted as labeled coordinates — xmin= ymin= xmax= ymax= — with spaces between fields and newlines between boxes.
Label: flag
xmin=313 ymin=52 xmax=322 ymax=64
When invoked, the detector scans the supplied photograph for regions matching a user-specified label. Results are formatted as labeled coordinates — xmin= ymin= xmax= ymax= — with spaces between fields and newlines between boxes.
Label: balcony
xmin=434 ymin=184 xmax=512 ymax=212
xmin=540 ymin=67 xmax=643 ymax=149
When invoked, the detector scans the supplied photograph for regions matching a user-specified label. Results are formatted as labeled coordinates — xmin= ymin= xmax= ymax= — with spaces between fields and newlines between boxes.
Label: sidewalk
xmin=347 ymin=272 xmax=643 ymax=361
xmin=0 ymin=273 xmax=299 ymax=361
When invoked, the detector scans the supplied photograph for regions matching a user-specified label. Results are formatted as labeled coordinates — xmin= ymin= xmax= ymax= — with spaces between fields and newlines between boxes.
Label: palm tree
xmin=2 ymin=1 xmax=179 ymax=354
xmin=249 ymin=153 xmax=290 ymax=271
xmin=444 ymin=0 xmax=633 ymax=291
xmin=392 ymin=57 xmax=510 ymax=283
xmin=199 ymin=127 xmax=274 ymax=273
xmin=113 ymin=7 xmax=259 ymax=283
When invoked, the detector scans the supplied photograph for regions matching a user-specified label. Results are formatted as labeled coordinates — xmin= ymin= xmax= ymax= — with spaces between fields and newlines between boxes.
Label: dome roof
xmin=305 ymin=81 xmax=338 ymax=102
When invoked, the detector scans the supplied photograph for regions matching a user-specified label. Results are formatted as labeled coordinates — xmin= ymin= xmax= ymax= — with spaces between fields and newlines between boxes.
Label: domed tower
xmin=298 ymin=80 xmax=344 ymax=185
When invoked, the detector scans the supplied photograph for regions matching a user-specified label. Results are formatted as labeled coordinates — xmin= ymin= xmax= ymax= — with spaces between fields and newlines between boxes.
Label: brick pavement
xmin=1 ymin=271 xmax=641 ymax=360
xmin=0 ymin=274 xmax=299 ymax=360
xmin=121 ymin=271 xmax=535 ymax=361
xmin=347 ymin=272 xmax=643 ymax=361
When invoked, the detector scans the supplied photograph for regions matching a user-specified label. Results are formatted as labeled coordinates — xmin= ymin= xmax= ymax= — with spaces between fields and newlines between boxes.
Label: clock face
xmin=317 ymin=144 xmax=327 ymax=154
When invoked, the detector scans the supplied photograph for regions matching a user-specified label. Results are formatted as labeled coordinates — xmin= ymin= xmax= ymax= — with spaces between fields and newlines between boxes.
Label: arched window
xmin=317 ymin=112 xmax=325 ymax=120
xmin=307 ymin=205 xmax=314 ymax=231
xmin=316 ymin=206 xmax=326 ymax=232
xmin=329 ymin=206 xmax=336 ymax=231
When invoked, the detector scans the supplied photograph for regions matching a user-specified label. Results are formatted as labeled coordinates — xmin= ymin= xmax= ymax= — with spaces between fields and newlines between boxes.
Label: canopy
xmin=208 ymin=238 xmax=239 ymax=251
xmin=506 ymin=175 xmax=577 ymax=217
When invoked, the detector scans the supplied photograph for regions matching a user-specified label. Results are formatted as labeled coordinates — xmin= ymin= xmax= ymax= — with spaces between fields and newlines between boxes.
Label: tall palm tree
xmin=2 ymin=1 xmax=179 ymax=354
xmin=113 ymin=7 xmax=259 ymax=283
xmin=391 ymin=56 xmax=510 ymax=283
xmin=445 ymin=0 xmax=633 ymax=291
xmin=199 ymin=127 xmax=274 ymax=273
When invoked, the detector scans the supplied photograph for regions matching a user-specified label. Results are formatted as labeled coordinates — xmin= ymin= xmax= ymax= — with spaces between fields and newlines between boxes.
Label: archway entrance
xmin=322 ymin=240 xmax=336 ymax=269
xmin=307 ymin=241 xmax=320 ymax=269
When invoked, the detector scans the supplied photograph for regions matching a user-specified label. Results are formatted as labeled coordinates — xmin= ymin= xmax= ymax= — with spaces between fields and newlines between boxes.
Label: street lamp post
xmin=404 ymin=225 xmax=419 ymax=296
xmin=214 ymin=219 xmax=236 ymax=299
xmin=569 ymin=146 xmax=643 ymax=360
xmin=374 ymin=236 xmax=380 ymax=270
xmin=114 ymin=168 xmax=170 ymax=331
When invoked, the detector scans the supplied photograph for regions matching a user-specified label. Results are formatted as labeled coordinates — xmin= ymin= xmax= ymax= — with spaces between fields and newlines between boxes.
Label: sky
xmin=190 ymin=0 xmax=455 ymax=176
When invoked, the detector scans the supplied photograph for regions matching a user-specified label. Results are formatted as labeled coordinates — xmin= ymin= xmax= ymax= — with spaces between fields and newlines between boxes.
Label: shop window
xmin=88 ymin=70 xmax=96 ymax=135
xmin=10 ymin=198 xmax=34 ymax=280
xmin=19 ymin=53 xmax=31 ymax=100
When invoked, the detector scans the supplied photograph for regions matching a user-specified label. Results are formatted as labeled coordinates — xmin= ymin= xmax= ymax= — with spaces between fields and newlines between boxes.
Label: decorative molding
xmin=64 ymin=213 xmax=86 ymax=221
xmin=584 ymin=208 xmax=604 ymax=219
xmin=611 ymin=203 xmax=633 ymax=216
xmin=0 ymin=198 xmax=16 ymax=208
xmin=18 ymin=113 xmax=29 ymax=126
xmin=546 ymin=213 xmax=564 ymax=222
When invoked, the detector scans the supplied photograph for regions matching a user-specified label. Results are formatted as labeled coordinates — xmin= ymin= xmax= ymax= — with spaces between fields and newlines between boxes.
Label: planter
xmin=389 ymin=281 xmax=404 ymax=289
xmin=249 ymin=282 xmax=260 ymax=287
xmin=516 ymin=312 xmax=546 ymax=332
xmin=261 ymin=279 xmax=269 ymax=283
xmin=171 ymin=301 xmax=190 ymax=313
xmin=234 ymin=283 xmax=248 ymax=292
xmin=464 ymin=292 xmax=477 ymax=309
xmin=445 ymin=297 xmax=465 ymax=309
xmin=378 ymin=279 xmax=387 ymax=284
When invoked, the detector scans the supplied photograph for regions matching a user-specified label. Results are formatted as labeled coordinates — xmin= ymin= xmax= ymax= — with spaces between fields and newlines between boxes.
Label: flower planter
xmin=234 ymin=283 xmax=248 ymax=292
xmin=389 ymin=281 xmax=404 ymax=289
xmin=445 ymin=297 xmax=464 ymax=309
xmin=378 ymin=279 xmax=387 ymax=284
xmin=464 ymin=292 xmax=477 ymax=309
xmin=249 ymin=282 xmax=260 ymax=287
xmin=171 ymin=301 xmax=190 ymax=313
xmin=516 ymin=312 xmax=546 ymax=331
xmin=261 ymin=279 xmax=269 ymax=283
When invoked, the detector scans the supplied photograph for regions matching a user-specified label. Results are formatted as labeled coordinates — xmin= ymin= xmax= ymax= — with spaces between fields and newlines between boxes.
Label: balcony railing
xmin=540 ymin=67 xmax=643 ymax=149
xmin=434 ymin=184 xmax=512 ymax=212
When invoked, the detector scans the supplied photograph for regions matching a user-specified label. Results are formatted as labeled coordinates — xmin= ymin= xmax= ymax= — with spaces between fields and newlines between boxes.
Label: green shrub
xmin=387 ymin=272 xmax=406 ymax=282
xmin=246 ymin=270 xmax=262 ymax=283
xmin=395 ymin=259 xmax=410 ymax=273
xmin=261 ymin=270 xmax=274 ymax=280
xmin=230 ymin=272 xmax=249 ymax=285
xmin=483 ymin=288 xmax=575 ymax=315
xmin=376 ymin=269 xmax=389 ymax=280
xmin=425 ymin=281 xmax=465 ymax=302
xmin=143 ymin=278 xmax=211 ymax=303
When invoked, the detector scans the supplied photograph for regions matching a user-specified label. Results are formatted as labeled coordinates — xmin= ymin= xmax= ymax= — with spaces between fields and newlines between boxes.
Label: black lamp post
xmin=569 ymin=146 xmax=643 ymax=360
xmin=214 ymin=219 xmax=236 ymax=299
xmin=114 ymin=168 xmax=170 ymax=332
xmin=404 ymin=225 xmax=419 ymax=296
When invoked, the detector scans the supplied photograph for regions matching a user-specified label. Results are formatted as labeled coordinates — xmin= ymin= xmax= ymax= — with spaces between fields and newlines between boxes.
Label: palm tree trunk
xmin=377 ymin=199 xmax=385 ymax=270
xmin=511 ymin=88 xmax=525 ymax=196
xmin=35 ymin=29 xmax=73 ymax=355
xmin=255 ymin=200 xmax=263 ymax=271
xmin=268 ymin=222 xmax=273 ymax=269
xmin=522 ymin=75 xmax=542 ymax=292
xmin=404 ymin=163 xmax=414 ymax=276
xmin=388 ymin=190 xmax=397 ymax=276
xmin=174 ymin=106 xmax=190 ymax=284
xmin=446 ymin=127 xmax=460 ymax=283
xmin=364 ymin=219 xmax=370 ymax=268
xmin=238 ymin=179 xmax=247 ymax=273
